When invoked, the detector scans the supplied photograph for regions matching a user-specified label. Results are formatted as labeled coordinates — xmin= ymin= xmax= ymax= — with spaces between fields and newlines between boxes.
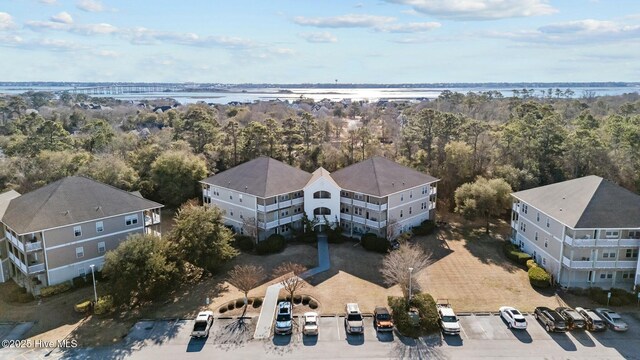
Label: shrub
xmin=327 ymin=226 xmax=347 ymax=243
xmin=235 ymin=299 xmax=245 ymax=308
xmin=526 ymin=259 xmax=537 ymax=269
xmin=528 ymin=266 xmax=551 ymax=288
xmin=256 ymin=234 xmax=285 ymax=255
xmin=361 ymin=233 xmax=390 ymax=253
xmin=588 ymin=288 xmax=634 ymax=306
xmin=388 ymin=292 xmax=439 ymax=338
xmin=503 ymin=243 xmax=532 ymax=266
xmin=252 ymin=297 xmax=263 ymax=308
xmin=219 ymin=307 xmax=228 ymax=314
xmin=610 ymin=288 xmax=634 ymax=306
xmin=40 ymin=282 xmax=72 ymax=298
xmin=234 ymin=235 xmax=255 ymax=252
xmin=94 ymin=270 xmax=104 ymax=281
xmin=302 ymin=296 xmax=310 ymax=306
xmin=309 ymin=300 xmax=318 ymax=309
xmin=74 ymin=300 xmax=92 ymax=313
xmin=412 ymin=220 xmax=436 ymax=236
xmin=293 ymin=294 xmax=302 ymax=305
xmin=72 ymin=276 xmax=87 ymax=288
xmin=94 ymin=295 xmax=114 ymax=315
xmin=227 ymin=301 xmax=236 ymax=310
xmin=247 ymin=298 xmax=254 ymax=305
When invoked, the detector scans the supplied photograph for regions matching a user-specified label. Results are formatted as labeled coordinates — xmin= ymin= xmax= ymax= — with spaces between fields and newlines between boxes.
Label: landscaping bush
xmin=412 ymin=220 xmax=436 ymax=236
xmin=94 ymin=295 xmax=114 ymax=315
xmin=94 ymin=270 xmax=104 ymax=281
xmin=74 ymin=300 xmax=92 ymax=313
xmin=227 ymin=301 xmax=236 ymax=310
xmin=610 ymin=288 xmax=634 ymax=305
xmin=247 ymin=298 xmax=254 ymax=305
xmin=219 ymin=307 xmax=228 ymax=314
xmin=309 ymin=299 xmax=318 ymax=309
xmin=293 ymin=294 xmax=302 ymax=305
xmin=503 ymin=242 xmax=532 ymax=266
xmin=526 ymin=259 xmax=537 ymax=269
xmin=588 ymin=287 xmax=634 ymax=306
xmin=252 ymin=297 xmax=263 ymax=308
xmin=528 ymin=266 xmax=551 ymax=288
xmin=256 ymin=234 xmax=286 ymax=255
xmin=361 ymin=233 xmax=390 ymax=253
xmin=72 ymin=276 xmax=87 ymax=288
xmin=327 ymin=226 xmax=348 ymax=243
xmin=388 ymin=292 xmax=439 ymax=338
xmin=40 ymin=282 xmax=72 ymax=298
xmin=234 ymin=235 xmax=255 ymax=252
xmin=235 ymin=299 xmax=245 ymax=308
xmin=302 ymin=296 xmax=310 ymax=306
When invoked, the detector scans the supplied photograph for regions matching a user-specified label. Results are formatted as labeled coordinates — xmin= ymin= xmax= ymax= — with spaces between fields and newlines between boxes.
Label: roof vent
xmin=62 ymin=210 xmax=69 ymax=216
xmin=559 ymin=208 xmax=563 ymax=212
xmin=392 ymin=182 xmax=395 ymax=187
xmin=402 ymin=182 xmax=405 ymax=186
xmin=245 ymin=186 xmax=248 ymax=191
xmin=95 ymin=206 xmax=102 ymax=211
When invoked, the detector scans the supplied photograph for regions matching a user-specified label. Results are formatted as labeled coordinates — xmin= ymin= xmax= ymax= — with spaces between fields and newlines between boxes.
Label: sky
xmin=0 ymin=0 xmax=639 ymax=83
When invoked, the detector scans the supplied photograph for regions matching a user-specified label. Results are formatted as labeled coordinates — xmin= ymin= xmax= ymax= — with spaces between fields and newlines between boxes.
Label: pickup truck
xmin=436 ymin=299 xmax=460 ymax=335
xmin=191 ymin=311 xmax=214 ymax=338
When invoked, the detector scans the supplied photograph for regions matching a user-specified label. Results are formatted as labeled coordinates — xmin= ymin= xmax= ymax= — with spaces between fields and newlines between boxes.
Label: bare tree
xmin=386 ymin=218 xmax=400 ymax=241
xmin=380 ymin=243 xmax=432 ymax=300
xmin=241 ymin=216 xmax=258 ymax=241
xmin=273 ymin=262 xmax=307 ymax=303
xmin=227 ymin=265 xmax=264 ymax=308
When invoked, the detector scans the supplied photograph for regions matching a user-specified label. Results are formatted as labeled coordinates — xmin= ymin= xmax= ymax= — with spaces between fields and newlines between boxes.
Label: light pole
xmin=90 ymin=264 xmax=98 ymax=303
xmin=408 ymin=267 xmax=414 ymax=302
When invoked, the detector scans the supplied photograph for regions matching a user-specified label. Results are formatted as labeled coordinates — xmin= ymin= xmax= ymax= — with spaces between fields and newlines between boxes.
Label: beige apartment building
xmin=0 ymin=176 xmax=163 ymax=295
xmin=511 ymin=175 xmax=640 ymax=290
xmin=201 ymin=156 xmax=438 ymax=241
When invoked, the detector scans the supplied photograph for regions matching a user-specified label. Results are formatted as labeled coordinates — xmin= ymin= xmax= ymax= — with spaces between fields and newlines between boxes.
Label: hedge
xmin=588 ymin=287 xmax=636 ymax=306
xmin=361 ymin=233 xmax=390 ymax=253
xmin=528 ymin=266 xmax=551 ymax=288
xmin=74 ymin=300 xmax=92 ymax=313
xmin=412 ymin=220 xmax=436 ymax=236
xmin=503 ymin=243 xmax=532 ymax=266
xmin=40 ymin=282 xmax=72 ymax=298
xmin=256 ymin=234 xmax=285 ymax=255
xmin=327 ymin=226 xmax=348 ymax=244
xmin=94 ymin=295 xmax=114 ymax=315
xmin=388 ymin=292 xmax=439 ymax=338
xmin=234 ymin=235 xmax=255 ymax=252
xmin=72 ymin=276 xmax=88 ymax=288
xmin=526 ymin=259 xmax=537 ymax=270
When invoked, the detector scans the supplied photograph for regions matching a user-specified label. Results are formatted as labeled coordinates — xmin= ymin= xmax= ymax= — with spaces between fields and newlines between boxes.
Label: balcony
xmin=352 ymin=216 xmax=366 ymax=225
xmin=564 ymin=236 xmax=635 ymax=247
xmin=429 ymin=202 xmax=436 ymax=210
xmin=340 ymin=196 xmax=351 ymax=203
xmin=562 ymin=256 xmax=638 ymax=269
xmin=430 ymin=187 xmax=437 ymax=195
xmin=28 ymin=263 xmax=45 ymax=274
xmin=352 ymin=199 xmax=366 ymax=208
xmin=257 ymin=219 xmax=279 ymax=229
xmin=8 ymin=252 xmax=27 ymax=273
xmin=291 ymin=197 xmax=304 ymax=206
xmin=257 ymin=203 xmax=278 ymax=213
xmin=340 ymin=213 xmax=350 ymax=221
xmin=292 ymin=214 xmax=303 ymax=222
xmin=278 ymin=200 xmax=292 ymax=208
xmin=5 ymin=231 xmax=24 ymax=252
xmin=144 ymin=213 xmax=161 ymax=226
xmin=619 ymin=239 xmax=640 ymax=247
xmin=511 ymin=220 xmax=517 ymax=229
xmin=512 ymin=203 xmax=519 ymax=212
xmin=25 ymin=241 xmax=43 ymax=252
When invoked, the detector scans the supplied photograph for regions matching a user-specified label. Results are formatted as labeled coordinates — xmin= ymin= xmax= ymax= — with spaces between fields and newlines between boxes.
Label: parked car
xmin=499 ymin=306 xmax=527 ymax=330
xmin=374 ymin=306 xmax=394 ymax=332
xmin=275 ymin=301 xmax=293 ymax=335
xmin=575 ymin=307 xmax=607 ymax=332
xmin=436 ymin=299 xmax=461 ymax=335
xmin=534 ymin=307 xmax=567 ymax=332
xmin=594 ymin=308 xmax=629 ymax=332
xmin=191 ymin=311 xmax=214 ymax=338
xmin=556 ymin=307 xmax=586 ymax=330
xmin=303 ymin=312 xmax=319 ymax=336
xmin=345 ymin=303 xmax=364 ymax=334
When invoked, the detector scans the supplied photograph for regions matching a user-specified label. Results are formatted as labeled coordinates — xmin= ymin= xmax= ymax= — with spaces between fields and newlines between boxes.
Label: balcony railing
xmin=430 ymin=187 xmax=437 ymax=195
xmin=278 ymin=200 xmax=292 ymax=208
xmin=512 ymin=203 xmax=519 ymax=212
xmin=291 ymin=197 xmax=304 ymax=206
xmin=28 ymin=263 xmax=45 ymax=274
xmin=257 ymin=203 xmax=278 ymax=213
xmin=25 ymin=241 xmax=43 ymax=252
xmin=8 ymin=252 xmax=27 ymax=273
xmin=562 ymin=256 xmax=638 ymax=269
xmin=511 ymin=220 xmax=517 ymax=229
xmin=564 ymin=236 xmax=639 ymax=247
xmin=144 ymin=213 xmax=161 ymax=226
xmin=352 ymin=199 xmax=366 ymax=208
xmin=5 ymin=231 xmax=24 ymax=252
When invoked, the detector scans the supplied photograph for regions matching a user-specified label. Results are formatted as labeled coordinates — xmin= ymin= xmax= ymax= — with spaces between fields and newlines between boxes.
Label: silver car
xmin=594 ymin=308 xmax=629 ymax=332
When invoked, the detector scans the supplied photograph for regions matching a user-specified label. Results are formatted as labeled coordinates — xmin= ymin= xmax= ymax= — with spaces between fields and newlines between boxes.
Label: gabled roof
xmin=3 ymin=176 xmax=162 ymax=234
xmin=305 ymin=167 xmax=340 ymax=189
xmin=512 ymin=175 xmax=640 ymax=229
xmin=0 ymin=190 xmax=21 ymax=220
xmin=201 ymin=156 xmax=312 ymax=198
xmin=330 ymin=156 xmax=439 ymax=197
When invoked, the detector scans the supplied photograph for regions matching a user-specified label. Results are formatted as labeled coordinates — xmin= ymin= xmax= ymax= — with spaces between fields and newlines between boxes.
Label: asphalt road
xmin=3 ymin=312 xmax=639 ymax=359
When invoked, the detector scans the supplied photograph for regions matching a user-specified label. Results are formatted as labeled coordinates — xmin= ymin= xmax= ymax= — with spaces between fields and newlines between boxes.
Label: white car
xmin=191 ymin=311 xmax=214 ymax=337
xmin=499 ymin=306 xmax=527 ymax=330
xmin=303 ymin=312 xmax=319 ymax=336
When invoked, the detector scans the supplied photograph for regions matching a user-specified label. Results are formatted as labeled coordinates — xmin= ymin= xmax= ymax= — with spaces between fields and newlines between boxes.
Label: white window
xmin=73 ymin=226 xmax=82 ymax=237
xmin=400 ymin=210 xmax=403 ymax=218
xmin=239 ymin=194 xmax=243 ymax=203
xmin=410 ymin=190 xmax=413 ymax=199
xmin=626 ymin=249 xmax=639 ymax=258
xmin=544 ymin=240 xmax=548 ymax=248
xmin=546 ymin=218 xmax=550 ymax=228
xmin=214 ymin=188 xmax=219 ymax=196
xmin=605 ymin=230 xmax=619 ymax=238
xmin=78 ymin=267 xmax=86 ymax=277
xmin=125 ymin=214 xmax=138 ymax=226
xmin=401 ymin=194 xmax=404 ymax=201
xmin=230 ymin=193 xmax=233 ymax=200
xmin=536 ymin=213 xmax=540 ymax=222
xmin=535 ymin=232 xmax=538 ymax=241
xmin=542 ymin=258 xmax=546 ymax=265
xmin=422 ymin=186 xmax=427 ymax=195
xmin=603 ymin=252 xmax=609 ymax=258
xmin=96 ymin=221 xmax=104 ymax=233
xmin=98 ymin=241 xmax=106 ymax=254
xmin=76 ymin=246 xmax=84 ymax=258
xmin=522 ymin=223 xmax=526 ymax=232
xmin=240 ymin=211 xmax=243 ymax=219
xmin=522 ymin=204 xmax=528 ymax=214
xmin=600 ymin=273 xmax=606 ymax=279
xmin=230 ymin=210 xmax=234 ymax=216
xmin=409 ymin=207 xmax=412 ymax=215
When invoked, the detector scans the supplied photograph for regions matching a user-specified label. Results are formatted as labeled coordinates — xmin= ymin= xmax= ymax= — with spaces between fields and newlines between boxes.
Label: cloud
xmin=26 ymin=19 xmax=117 ymax=35
xmin=0 ymin=12 xmax=15 ymax=30
xmin=72 ymin=23 xmax=118 ymax=35
xmin=354 ymin=3 xmax=364 ymax=8
xmin=76 ymin=0 xmax=105 ymax=12
xmin=92 ymin=49 xmax=119 ymax=57
xmin=376 ymin=22 xmax=441 ymax=33
xmin=487 ymin=19 xmax=640 ymax=45
xmin=39 ymin=0 xmax=58 ymax=4
xmin=123 ymin=27 xmax=256 ymax=49
xmin=0 ymin=34 xmax=85 ymax=51
xmin=50 ymin=11 xmax=73 ymax=24
xmin=299 ymin=31 xmax=338 ymax=43
xmin=25 ymin=20 xmax=69 ymax=31
xmin=293 ymin=14 xmax=395 ymax=28
xmin=385 ymin=0 xmax=557 ymax=20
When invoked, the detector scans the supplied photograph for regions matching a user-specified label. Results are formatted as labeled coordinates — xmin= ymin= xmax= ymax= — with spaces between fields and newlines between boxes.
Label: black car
xmin=556 ymin=307 xmax=586 ymax=330
xmin=534 ymin=306 xmax=567 ymax=332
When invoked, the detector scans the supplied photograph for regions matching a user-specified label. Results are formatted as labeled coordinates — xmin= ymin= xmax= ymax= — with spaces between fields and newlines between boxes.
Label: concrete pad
xmin=124 ymin=320 xmax=156 ymax=342
xmin=460 ymin=315 xmax=488 ymax=340
xmin=0 ymin=323 xmax=16 ymax=340
xmin=317 ymin=316 xmax=340 ymax=342
xmin=1 ymin=322 xmax=34 ymax=341
xmin=477 ymin=315 xmax=511 ymax=340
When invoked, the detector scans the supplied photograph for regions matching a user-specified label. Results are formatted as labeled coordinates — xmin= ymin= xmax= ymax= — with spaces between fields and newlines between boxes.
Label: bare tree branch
xmin=380 ymin=243 xmax=432 ymax=299
xmin=273 ymin=262 xmax=307 ymax=302
xmin=227 ymin=265 xmax=264 ymax=305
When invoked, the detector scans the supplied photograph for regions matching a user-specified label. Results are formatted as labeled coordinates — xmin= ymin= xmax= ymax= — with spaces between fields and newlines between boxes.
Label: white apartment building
xmin=201 ymin=156 xmax=438 ymax=241
xmin=511 ymin=175 xmax=640 ymax=290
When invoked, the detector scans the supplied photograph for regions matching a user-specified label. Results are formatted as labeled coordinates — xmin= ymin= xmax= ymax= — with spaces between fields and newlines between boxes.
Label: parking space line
xmin=459 ymin=321 xmax=468 ymax=340
xmin=336 ymin=316 xmax=341 ymax=340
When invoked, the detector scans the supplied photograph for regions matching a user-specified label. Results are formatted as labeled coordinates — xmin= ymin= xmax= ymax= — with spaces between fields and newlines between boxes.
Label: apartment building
xmin=201 ymin=156 xmax=438 ymax=241
xmin=511 ymin=175 xmax=640 ymax=290
xmin=0 ymin=176 xmax=163 ymax=295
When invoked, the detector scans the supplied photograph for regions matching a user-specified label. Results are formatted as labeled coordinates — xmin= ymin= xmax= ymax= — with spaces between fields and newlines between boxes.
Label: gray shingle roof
xmin=3 ymin=176 xmax=163 ymax=234
xmin=330 ymin=156 xmax=439 ymax=197
xmin=0 ymin=190 xmax=21 ymax=220
xmin=201 ymin=156 xmax=312 ymax=198
xmin=512 ymin=175 xmax=640 ymax=229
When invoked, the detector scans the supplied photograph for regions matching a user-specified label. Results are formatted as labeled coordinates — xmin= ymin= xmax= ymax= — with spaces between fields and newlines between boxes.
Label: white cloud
xmin=0 ymin=12 xmax=15 ymax=30
xmin=0 ymin=34 xmax=85 ymax=51
xmin=294 ymin=14 xmax=395 ymax=28
xmin=76 ymin=0 xmax=105 ymax=12
xmin=299 ymin=31 xmax=338 ymax=43
xmin=50 ymin=11 xmax=73 ymax=24
xmin=39 ymin=0 xmax=58 ymax=4
xmin=376 ymin=22 xmax=441 ymax=33
xmin=72 ymin=23 xmax=118 ymax=35
xmin=123 ymin=27 xmax=255 ymax=49
xmin=385 ymin=0 xmax=557 ymax=20
xmin=25 ymin=20 xmax=69 ymax=31
xmin=92 ymin=49 xmax=119 ymax=57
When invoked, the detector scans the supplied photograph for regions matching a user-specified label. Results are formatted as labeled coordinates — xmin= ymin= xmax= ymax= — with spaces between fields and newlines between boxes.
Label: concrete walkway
xmin=253 ymin=235 xmax=330 ymax=339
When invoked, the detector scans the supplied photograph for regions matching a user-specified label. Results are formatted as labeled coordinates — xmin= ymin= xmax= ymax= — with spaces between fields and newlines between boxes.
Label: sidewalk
xmin=253 ymin=235 xmax=330 ymax=339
